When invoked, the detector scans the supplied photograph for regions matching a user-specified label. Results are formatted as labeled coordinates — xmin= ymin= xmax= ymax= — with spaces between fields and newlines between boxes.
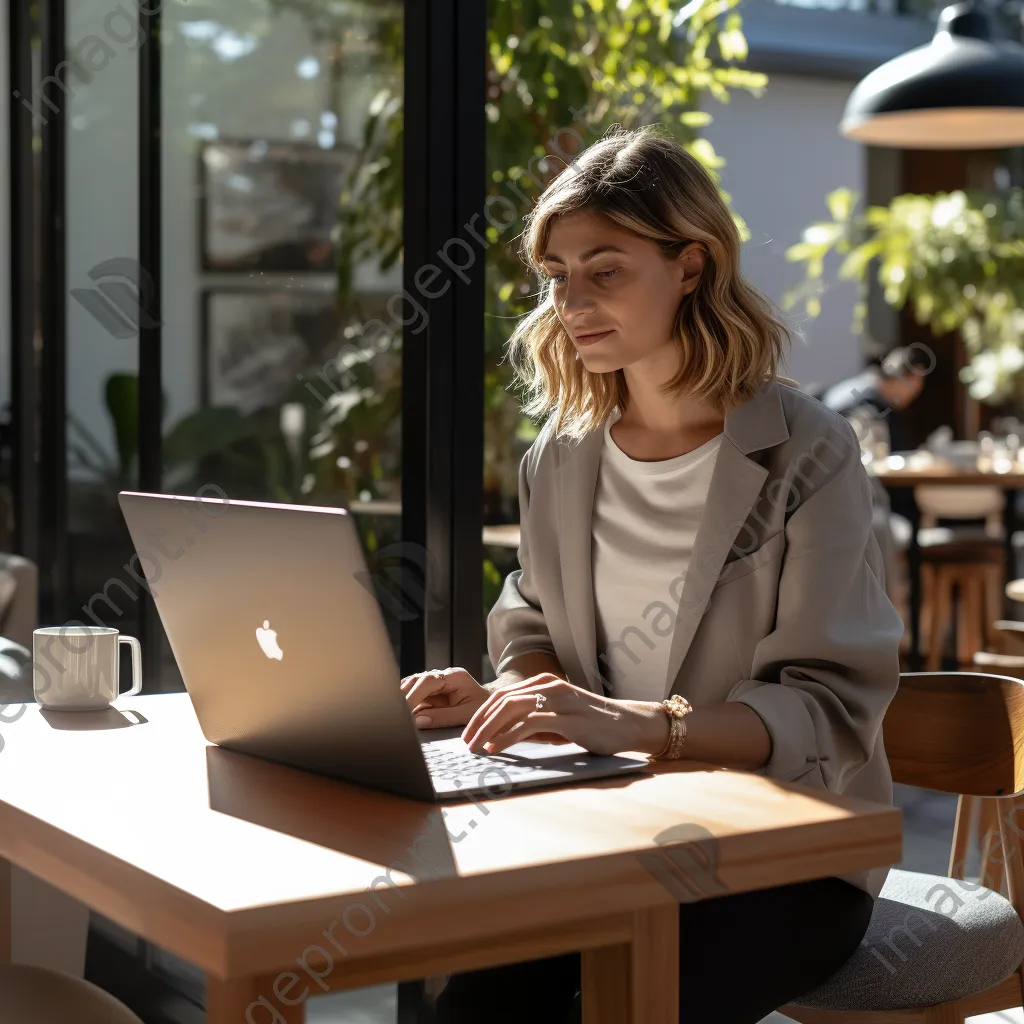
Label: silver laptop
xmin=117 ymin=491 xmax=647 ymax=800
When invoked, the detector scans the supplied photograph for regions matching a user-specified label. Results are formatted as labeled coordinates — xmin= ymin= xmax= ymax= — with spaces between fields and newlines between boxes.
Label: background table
xmin=0 ymin=695 xmax=901 ymax=1023
xmin=871 ymin=457 xmax=1024 ymax=670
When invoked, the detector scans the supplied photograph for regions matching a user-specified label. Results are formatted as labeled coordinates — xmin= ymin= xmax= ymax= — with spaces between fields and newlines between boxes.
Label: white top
xmin=592 ymin=411 xmax=722 ymax=702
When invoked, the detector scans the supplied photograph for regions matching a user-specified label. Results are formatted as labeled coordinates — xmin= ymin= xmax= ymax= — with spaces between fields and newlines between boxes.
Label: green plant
xmin=786 ymin=186 xmax=1024 ymax=404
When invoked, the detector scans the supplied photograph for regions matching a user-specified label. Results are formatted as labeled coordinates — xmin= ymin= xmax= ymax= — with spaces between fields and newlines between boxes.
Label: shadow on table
xmin=204 ymin=744 xmax=459 ymax=879
xmin=39 ymin=707 xmax=148 ymax=731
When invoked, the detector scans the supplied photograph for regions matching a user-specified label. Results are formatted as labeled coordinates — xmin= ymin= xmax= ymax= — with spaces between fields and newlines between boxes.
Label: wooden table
xmin=871 ymin=456 xmax=1024 ymax=670
xmin=0 ymin=695 xmax=901 ymax=1023
xmin=349 ymin=501 xmax=522 ymax=552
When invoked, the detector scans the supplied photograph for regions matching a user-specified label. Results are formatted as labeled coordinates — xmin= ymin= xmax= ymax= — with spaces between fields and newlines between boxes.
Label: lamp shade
xmin=841 ymin=2 xmax=1024 ymax=149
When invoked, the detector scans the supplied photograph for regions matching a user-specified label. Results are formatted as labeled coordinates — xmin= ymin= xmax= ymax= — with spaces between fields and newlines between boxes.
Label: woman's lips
xmin=575 ymin=329 xmax=614 ymax=346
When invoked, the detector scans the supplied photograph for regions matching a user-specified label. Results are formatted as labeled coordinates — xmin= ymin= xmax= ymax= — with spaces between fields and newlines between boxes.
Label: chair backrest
xmin=885 ymin=672 xmax=1024 ymax=798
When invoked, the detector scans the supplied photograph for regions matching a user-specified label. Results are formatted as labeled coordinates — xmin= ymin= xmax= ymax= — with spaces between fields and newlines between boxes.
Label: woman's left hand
xmin=461 ymin=673 xmax=666 ymax=757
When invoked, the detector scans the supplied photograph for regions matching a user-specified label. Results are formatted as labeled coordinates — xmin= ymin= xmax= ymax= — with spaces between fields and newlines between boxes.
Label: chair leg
xmin=978 ymin=798 xmax=1005 ymax=894
xmin=958 ymin=572 xmax=985 ymax=668
xmin=949 ymin=794 xmax=976 ymax=880
xmin=919 ymin=562 xmax=933 ymax=656
xmin=985 ymin=564 xmax=1004 ymax=649
xmin=927 ymin=567 xmax=953 ymax=671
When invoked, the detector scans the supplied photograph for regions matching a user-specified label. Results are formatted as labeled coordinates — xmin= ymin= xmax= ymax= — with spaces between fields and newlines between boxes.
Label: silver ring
xmin=534 ymin=693 xmax=547 ymax=711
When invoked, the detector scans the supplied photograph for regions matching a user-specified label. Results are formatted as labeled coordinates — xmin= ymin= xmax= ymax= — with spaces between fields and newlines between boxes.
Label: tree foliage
xmin=786 ymin=186 xmax=1024 ymax=403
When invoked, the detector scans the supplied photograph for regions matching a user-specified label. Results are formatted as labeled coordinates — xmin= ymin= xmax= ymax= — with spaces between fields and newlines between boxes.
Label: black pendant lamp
xmin=841 ymin=2 xmax=1024 ymax=149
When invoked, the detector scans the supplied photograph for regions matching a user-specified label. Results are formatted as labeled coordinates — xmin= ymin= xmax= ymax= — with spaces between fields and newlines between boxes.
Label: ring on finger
xmin=534 ymin=693 xmax=547 ymax=711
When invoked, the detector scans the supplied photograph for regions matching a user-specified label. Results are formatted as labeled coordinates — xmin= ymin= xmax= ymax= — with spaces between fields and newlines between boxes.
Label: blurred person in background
xmin=819 ymin=345 xmax=928 ymax=453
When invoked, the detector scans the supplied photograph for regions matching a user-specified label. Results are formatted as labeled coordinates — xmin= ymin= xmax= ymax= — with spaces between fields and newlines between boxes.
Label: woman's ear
xmin=678 ymin=242 xmax=707 ymax=296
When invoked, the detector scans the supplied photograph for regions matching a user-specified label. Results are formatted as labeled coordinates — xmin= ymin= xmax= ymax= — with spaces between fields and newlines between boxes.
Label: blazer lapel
xmin=662 ymin=439 xmax=768 ymax=694
xmin=557 ymin=427 xmax=605 ymax=695
xmin=664 ymin=381 xmax=790 ymax=693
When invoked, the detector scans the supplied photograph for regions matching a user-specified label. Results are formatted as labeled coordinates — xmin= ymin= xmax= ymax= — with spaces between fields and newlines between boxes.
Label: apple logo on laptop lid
xmin=256 ymin=620 xmax=283 ymax=661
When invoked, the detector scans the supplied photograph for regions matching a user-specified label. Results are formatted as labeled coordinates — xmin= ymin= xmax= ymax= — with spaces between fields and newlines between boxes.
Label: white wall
xmin=702 ymin=72 xmax=867 ymax=390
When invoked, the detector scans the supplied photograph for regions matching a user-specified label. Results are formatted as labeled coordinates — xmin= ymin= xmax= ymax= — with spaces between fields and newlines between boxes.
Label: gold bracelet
xmin=651 ymin=694 xmax=693 ymax=761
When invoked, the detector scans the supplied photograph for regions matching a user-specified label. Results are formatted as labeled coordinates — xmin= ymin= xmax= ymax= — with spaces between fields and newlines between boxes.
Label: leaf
xmin=105 ymin=373 xmax=140 ymax=480
xmin=826 ymin=187 xmax=855 ymax=223
xmin=162 ymin=407 xmax=262 ymax=471
xmin=679 ymin=110 xmax=712 ymax=127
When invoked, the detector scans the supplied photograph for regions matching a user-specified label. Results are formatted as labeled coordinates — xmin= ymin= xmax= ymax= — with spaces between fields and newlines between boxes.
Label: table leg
xmin=581 ymin=905 xmax=679 ymax=1024
xmin=0 ymin=855 xmax=10 ymax=964
xmin=207 ymin=974 xmax=306 ymax=1024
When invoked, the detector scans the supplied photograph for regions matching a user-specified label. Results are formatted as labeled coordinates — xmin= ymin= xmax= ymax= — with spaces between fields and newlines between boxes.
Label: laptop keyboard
xmin=422 ymin=743 xmax=539 ymax=785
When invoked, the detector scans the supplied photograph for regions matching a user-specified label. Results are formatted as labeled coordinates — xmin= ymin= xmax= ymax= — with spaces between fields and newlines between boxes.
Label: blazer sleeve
xmin=726 ymin=435 xmax=903 ymax=791
xmin=486 ymin=442 xmax=557 ymax=676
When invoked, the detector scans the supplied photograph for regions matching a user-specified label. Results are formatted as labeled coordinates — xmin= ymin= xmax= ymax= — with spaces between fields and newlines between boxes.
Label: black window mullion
xmin=400 ymin=0 xmax=430 ymax=677
xmin=451 ymin=0 xmax=486 ymax=674
xmin=402 ymin=0 xmax=486 ymax=676
xmin=38 ymin=0 xmax=68 ymax=625
xmin=9 ymin=0 xmax=39 ymax=564
xmin=138 ymin=1 xmax=163 ymax=686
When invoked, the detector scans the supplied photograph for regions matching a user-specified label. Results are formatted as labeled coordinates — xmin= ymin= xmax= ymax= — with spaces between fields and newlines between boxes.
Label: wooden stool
xmin=921 ymin=542 xmax=1005 ymax=670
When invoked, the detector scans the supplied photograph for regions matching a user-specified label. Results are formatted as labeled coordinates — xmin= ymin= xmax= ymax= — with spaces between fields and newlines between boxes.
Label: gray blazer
xmin=487 ymin=380 xmax=903 ymax=898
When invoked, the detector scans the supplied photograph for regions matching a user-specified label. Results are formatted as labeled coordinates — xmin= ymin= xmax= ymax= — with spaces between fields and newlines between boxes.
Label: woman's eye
xmin=544 ymin=268 xmax=618 ymax=284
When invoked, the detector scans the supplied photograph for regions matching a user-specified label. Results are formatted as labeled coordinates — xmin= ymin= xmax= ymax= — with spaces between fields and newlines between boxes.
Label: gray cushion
xmin=0 ymin=637 xmax=32 ymax=705
xmin=792 ymin=869 xmax=1024 ymax=1011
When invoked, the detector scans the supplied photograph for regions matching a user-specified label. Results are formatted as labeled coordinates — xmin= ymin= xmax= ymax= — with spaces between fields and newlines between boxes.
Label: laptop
xmin=117 ymin=491 xmax=647 ymax=801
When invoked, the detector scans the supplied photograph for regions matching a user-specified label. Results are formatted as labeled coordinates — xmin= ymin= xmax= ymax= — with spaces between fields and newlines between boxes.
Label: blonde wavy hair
xmin=507 ymin=124 xmax=790 ymax=440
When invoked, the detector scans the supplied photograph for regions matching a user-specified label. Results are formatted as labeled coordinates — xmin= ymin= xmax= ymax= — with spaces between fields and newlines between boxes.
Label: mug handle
xmin=118 ymin=635 xmax=143 ymax=698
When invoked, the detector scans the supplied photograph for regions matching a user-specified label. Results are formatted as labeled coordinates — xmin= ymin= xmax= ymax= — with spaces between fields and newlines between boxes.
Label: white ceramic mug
xmin=32 ymin=626 xmax=143 ymax=710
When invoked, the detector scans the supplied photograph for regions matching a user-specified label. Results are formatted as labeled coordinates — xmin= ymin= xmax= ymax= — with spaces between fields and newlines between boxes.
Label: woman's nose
xmin=560 ymin=278 xmax=597 ymax=315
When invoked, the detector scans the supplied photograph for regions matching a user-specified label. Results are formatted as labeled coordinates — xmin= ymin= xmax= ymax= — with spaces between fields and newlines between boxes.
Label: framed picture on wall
xmin=201 ymin=289 xmax=341 ymax=414
xmin=199 ymin=139 xmax=358 ymax=273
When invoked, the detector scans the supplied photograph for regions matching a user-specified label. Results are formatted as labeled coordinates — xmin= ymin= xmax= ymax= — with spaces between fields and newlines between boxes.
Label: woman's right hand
xmin=401 ymin=667 xmax=491 ymax=729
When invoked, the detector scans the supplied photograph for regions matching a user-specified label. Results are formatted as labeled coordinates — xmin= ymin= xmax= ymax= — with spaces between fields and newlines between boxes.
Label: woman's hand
xmin=461 ymin=674 xmax=670 ymax=757
xmin=401 ymin=667 xmax=491 ymax=729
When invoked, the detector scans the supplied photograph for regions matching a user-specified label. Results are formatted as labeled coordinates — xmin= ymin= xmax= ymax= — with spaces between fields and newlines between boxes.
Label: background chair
xmin=0 ymin=553 xmax=36 ymax=650
xmin=0 ymin=964 xmax=144 ymax=1024
xmin=782 ymin=671 xmax=1024 ymax=1023
xmin=0 ymin=553 xmax=92 ymax=980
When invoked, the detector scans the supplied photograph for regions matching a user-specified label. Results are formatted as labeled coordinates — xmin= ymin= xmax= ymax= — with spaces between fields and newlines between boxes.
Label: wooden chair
xmin=0 ymin=964 xmax=144 ymax=1023
xmin=970 ymin=626 xmax=1024 ymax=897
xmin=782 ymin=671 xmax=1024 ymax=1024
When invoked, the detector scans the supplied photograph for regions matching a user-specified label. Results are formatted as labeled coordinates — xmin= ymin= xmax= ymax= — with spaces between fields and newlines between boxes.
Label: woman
xmin=401 ymin=125 xmax=902 ymax=1023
